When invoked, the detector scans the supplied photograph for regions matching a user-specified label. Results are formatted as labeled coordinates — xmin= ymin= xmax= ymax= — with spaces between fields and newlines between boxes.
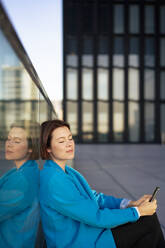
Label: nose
xmin=66 ymin=140 xmax=72 ymax=147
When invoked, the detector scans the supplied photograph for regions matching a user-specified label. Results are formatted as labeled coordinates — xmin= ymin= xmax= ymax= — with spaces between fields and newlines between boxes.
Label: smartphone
xmin=149 ymin=187 xmax=160 ymax=202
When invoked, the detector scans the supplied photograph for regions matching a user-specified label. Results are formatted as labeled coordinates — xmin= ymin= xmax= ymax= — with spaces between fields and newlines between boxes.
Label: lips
xmin=6 ymin=150 xmax=13 ymax=154
xmin=66 ymin=150 xmax=73 ymax=153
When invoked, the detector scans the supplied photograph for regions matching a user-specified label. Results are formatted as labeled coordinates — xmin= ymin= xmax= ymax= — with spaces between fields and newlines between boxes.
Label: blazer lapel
xmin=66 ymin=166 xmax=97 ymax=202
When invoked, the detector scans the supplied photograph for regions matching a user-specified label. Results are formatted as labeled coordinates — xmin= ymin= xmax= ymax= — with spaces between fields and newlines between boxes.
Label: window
xmin=97 ymin=68 xmax=109 ymax=100
xmin=129 ymin=5 xmax=139 ymax=34
xmin=114 ymin=5 xmax=124 ymax=34
xmin=113 ymin=69 xmax=124 ymax=100
xmin=128 ymin=102 xmax=140 ymax=142
xmin=66 ymin=68 xmax=78 ymax=100
xmin=144 ymin=69 xmax=155 ymax=100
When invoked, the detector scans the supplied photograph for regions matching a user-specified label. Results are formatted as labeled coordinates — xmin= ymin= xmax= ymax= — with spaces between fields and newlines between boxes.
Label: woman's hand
xmin=137 ymin=199 xmax=157 ymax=216
xmin=128 ymin=195 xmax=152 ymax=207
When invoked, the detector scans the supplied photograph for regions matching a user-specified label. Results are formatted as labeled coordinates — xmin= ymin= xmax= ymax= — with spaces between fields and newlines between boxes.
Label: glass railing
xmin=0 ymin=3 xmax=57 ymax=247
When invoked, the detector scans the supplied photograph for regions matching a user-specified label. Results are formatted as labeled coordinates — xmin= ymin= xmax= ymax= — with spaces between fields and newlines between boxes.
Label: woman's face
xmin=5 ymin=127 xmax=32 ymax=165
xmin=47 ymin=126 xmax=75 ymax=164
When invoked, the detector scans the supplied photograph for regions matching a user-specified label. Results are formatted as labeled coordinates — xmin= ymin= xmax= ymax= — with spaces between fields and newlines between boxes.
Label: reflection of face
xmin=47 ymin=126 xmax=75 ymax=165
xmin=5 ymin=127 xmax=31 ymax=166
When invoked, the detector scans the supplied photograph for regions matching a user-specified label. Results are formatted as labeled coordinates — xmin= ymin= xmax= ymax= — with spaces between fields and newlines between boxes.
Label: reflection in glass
xmin=113 ymin=37 xmax=124 ymax=67
xmin=145 ymin=6 xmax=155 ymax=34
xmin=66 ymin=36 xmax=77 ymax=54
xmin=66 ymin=55 xmax=78 ymax=67
xmin=97 ymin=36 xmax=109 ymax=67
xmin=82 ymin=55 xmax=93 ymax=67
xmin=144 ymin=38 xmax=155 ymax=67
xmin=144 ymin=69 xmax=155 ymax=100
xmin=82 ymin=68 xmax=93 ymax=100
xmin=160 ymin=71 xmax=165 ymax=100
xmin=129 ymin=38 xmax=139 ymax=67
xmin=97 ymin=68 xmax=109 ymax=100
xmin=98 ymin=36 xmax=109 ymax=54
xmin=99 ymin=4 xmax=109 ymax=33
xmin=67 ymin=102 xmax=78 ymax=136
xmin=66 ymin=68 xmax=78 ymax=100
xmin=128 ymin=68 xmax=139 ymax=100
xmin=98 ymin=102 xmax=109 ymax=141
xmin=113 ymin=101 xmax=124 ymax=141
xmin=82 ymin=101 xmax=93 ymax=140
xmin=160 ymin=6 xmax=165 ymax=34
xmin=161 ymin=104 xmax=165 ymax=142
xmin=113 ymin=69 xmax=124 ymax=100
xmin=129 ymin=102 xmax=140 ymax=142
xmin=145 ymin=103 xmax=155 ymax=141
xmin=97 ymin=55 xmax=109 ymax=67
xmin=114 ymin=5 xmax=124 ymax=34
xmin=82 ymin=37 xmax=93 ymax=67
xmin=160 ymin=39 xmax=165 ymax=67
xmin=1 ymin=121 xmax=40 ymax=247
xmin=129 ymin=5 xmax=139 ymax=33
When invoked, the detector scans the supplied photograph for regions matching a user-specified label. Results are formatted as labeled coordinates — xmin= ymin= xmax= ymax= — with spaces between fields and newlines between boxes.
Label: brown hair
xmin=40 ymin=119 xmax=70 ymax=160
xmin=10 ymin=120 xmax=40 ymax=160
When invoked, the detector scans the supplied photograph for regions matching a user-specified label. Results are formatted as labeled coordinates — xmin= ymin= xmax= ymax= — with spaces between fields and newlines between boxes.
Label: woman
xmin=40 ymin=119 xmax=165 ymax=248
xmin=0 ymin=121 xmax=40 ymax=248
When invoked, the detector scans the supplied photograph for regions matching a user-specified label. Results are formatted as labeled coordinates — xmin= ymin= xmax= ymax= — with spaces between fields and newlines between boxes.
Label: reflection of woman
xmin=0 ymin=121 xmax=40 ymax=248
xmin=40 ymin=120 xmax=165 ymax=248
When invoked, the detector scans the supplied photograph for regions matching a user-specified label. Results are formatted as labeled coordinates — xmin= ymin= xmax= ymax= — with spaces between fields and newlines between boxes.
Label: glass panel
xmin=160 ymin=71 xmax=165 ymax=100
xmin=99 ymin=4 xmax=109 ymax=33
xmin=66 ymin=55 xmax=78 ymax=67
xmin=82 ymin=68 xmax=93 ymax=100
xmin=129 ymin=5 xmax=139 ymax=33
xmin=144 ymin=38 xmax=155 ymax=67
xmin=66 ymin=101 xmax=78 ymax=136
xmin=82 ymin=37 xmax=93 ymax=67
xmin=66 ymin=36 xmax=77 ymax=54
xmin=97 ymin=36 xmax=109 ymax=67
xmin=113 ymin=69 xmax=124 ymax=100
xmin=161 ymin=104 xmax=165 ymax=143
xmin=66 ymin=4 xmax=79 ymax=34
xmin=144 ymin=69 xmax=155 ymax=100
xmin=0 ymin=20 xmax=56 ymax=247
xmin=128 ymin=102 xmax=140 ymax=142
xmin=83 ymin=4 xmax=94 ymax=33
xmin=113 ymin=102 xmax=124 ymax=141
xmin=144 ymin=103 xmax=155 ymax=142
xmin=66 ymin=68 xmax=78 ymax=100
xmin=113 ymin=37 xmax=124 ymax=67
xmin=98 ymin=102 xmax=109 ymax=141
xmin=145 ymin=6 xmax=155 ymax=34
xmin=129 ymin=38 xmax=139 ymax=67
xmin=160 ymin=39 xmax=165 ymax=67
xmin=128 ymin=68 xmax=139 ymax=100
xmin=114 ymin=5 xmax=124 ymax=34
xmin=160 ymin=6 xmax=165 ymax=34
xmin=82 ymin=101 xmax=93 ymax=140
xmin=97 ymin=68 xmax=109 ymax=100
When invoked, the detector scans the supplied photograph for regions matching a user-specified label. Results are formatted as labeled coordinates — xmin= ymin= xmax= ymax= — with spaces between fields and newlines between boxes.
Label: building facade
xmin=63 ymin=0 xmax=165 ymax=143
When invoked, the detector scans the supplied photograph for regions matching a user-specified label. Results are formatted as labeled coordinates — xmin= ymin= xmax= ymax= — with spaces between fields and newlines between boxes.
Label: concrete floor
xmin=73 ymin=144 xmax=165 ymax=236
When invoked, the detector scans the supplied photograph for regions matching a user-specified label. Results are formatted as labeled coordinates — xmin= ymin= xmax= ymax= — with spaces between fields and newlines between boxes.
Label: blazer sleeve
xmin=0 ymin=172 xmax=31 ymax=222
xmin=46 ymin=174 xmax=139 ymax=229
xmin=92 ymin=190 xmax=123 ymax=209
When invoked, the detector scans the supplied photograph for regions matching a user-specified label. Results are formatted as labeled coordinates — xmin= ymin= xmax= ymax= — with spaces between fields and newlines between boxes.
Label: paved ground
xmin=73 ymin=144 xmax=165 ymax=236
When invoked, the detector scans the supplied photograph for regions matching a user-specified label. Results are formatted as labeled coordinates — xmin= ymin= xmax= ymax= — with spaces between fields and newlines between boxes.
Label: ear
xmin=47 ymin=148 xmax=52 ymax=153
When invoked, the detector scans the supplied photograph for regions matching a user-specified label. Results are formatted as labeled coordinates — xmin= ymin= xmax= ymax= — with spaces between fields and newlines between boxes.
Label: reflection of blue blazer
xmin=0 ymin=160 xmax=39 ymax=248
xmin=40 ymin=160 xmax=139 ymax=248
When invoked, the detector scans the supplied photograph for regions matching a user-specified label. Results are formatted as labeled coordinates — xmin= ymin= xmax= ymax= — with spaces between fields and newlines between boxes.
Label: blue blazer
xmin=0 ymin=160 xmax=40 ymax=248
xmin=40 ymin=160 xmax=139 ymax=248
